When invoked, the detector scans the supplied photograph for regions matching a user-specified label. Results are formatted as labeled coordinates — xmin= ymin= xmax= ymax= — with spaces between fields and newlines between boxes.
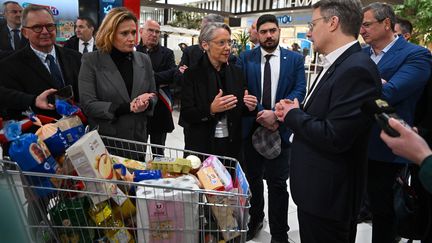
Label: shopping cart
xmin=0 ymin=135 xmax=251 ymax=243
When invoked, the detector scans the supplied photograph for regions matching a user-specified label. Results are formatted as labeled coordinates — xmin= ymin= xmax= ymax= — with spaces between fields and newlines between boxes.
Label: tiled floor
xmin=164 ymin=110 xmax=417 ymax=243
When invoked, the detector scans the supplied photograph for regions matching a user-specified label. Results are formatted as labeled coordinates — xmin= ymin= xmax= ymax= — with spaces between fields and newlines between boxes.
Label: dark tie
xmin=262 ymin=54 xmax=272 ymax=110
xmin=46 ymin=54 xmax=64 ymax=88
xmin=12 ymin=29 xmax=21 ymax=50
xmin=83 ymin=42 xmax=89 ymax=53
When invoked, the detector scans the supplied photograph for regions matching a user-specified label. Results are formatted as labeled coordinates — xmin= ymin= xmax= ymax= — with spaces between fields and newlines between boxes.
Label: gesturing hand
xmin=179 ymin=65 xmax=188 ymax=74
xmin=131 ymin=92 xmax=156 ymax=113
xmin=210 ymin=89 xmax=238 ymax=114
xmin=275 ymin=98 xmax=299 ymax=122
xmin=243 ymin=90 xmax=257 ymax=111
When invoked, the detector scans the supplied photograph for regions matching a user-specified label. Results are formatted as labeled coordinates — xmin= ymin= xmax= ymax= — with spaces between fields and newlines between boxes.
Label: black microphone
xmin=361 ymin=99 xmax=409 ymax=137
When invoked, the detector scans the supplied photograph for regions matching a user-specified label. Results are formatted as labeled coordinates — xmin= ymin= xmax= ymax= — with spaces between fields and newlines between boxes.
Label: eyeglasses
xmin=6 ymin=9 xmax=22 ymax=14
xmin=211 ymin=39 xmax=233 ymax=47
xmin=258 ymin=28 xmax=278 ymax=35
xmin=361 ymin=19 xmax=384 ymax=29
xmin=23 ymin=24 xmax=56 ymax=33
xmin=308 ymin=16 xmax=328 ymax=31
xmin=146 ymin=28 xmax=161 ymax=35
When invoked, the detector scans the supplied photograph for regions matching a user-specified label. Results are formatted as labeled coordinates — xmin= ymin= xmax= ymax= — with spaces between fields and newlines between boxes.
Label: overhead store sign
xmin=277 ymin=15 xmax=293 ymax=24
xmin=284 ymin=0 xmax=317 ymax=8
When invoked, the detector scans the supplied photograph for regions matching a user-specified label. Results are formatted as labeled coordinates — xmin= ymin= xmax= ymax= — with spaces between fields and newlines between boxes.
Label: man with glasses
xmin=360 ymin=3 xmax=432 ymax=243
xmin=136 ymin=19 xmax=177 ymax=156
xmin=64 ymin=16 xmax=97 ymax=54
xmin=274 ymin=0 xmax=382 ymax=242
xmin=0 ymin=1 xmax=28 ymax=57
xmin=0 ymin=4 xmax=81 ymax=119
xmin=237 ymin=14 xmax=306 ymax=243
xmin=176 ymin=14 xmax=238 ymax=152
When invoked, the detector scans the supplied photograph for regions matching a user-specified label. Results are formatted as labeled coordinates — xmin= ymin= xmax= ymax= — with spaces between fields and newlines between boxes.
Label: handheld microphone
xmin=361 ymin=99 xmax=409 ymax=137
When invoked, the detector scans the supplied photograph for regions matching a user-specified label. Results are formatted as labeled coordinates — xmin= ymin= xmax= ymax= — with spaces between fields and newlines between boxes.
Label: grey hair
xmin=22 ymin=4 xmax=54 ymax=27
xmin=313 ymin=0 xmax=363 ymax=38
xmin=203 ymin=14 xmax=224 ymax=24
xmin=199 ymin=22 xmax=231 ymax=46
xmin=362 ymin=2 xmax=396 ymax=31
xmin=3 ymin=1 xmax=20 ymax=14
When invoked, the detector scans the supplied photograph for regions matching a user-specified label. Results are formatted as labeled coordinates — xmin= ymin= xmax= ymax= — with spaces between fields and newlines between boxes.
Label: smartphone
xmin=48 ymin=85 xmax=74 ymax=104
xmin=375 ymin=113 xmax=411 ymax=138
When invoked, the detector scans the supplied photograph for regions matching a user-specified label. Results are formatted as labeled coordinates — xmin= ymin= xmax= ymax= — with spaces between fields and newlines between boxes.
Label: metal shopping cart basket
xmin=0 ymin=135 xmax=250 ymax=243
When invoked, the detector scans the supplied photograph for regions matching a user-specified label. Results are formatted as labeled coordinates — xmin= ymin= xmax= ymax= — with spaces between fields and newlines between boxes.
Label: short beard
xmin=260 ymin=39 xmax=279 ymax=52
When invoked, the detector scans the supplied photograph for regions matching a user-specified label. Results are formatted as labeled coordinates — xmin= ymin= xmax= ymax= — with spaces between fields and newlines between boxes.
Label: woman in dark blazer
xmin=180 ymin=23 xmax=257 ymax=161
xmin=79 ymin=7 xmax=157 ymax=142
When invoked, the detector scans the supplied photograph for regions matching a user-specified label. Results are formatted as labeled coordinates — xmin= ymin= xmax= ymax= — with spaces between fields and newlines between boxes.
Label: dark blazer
xmin=283 ymin=42 xmax=381 ymax=221
xmin=180 ymin=54 xmax=255 ymax=157
xmin=237 ymin=46 xmax=306 ymax=143
xmin=136 ymin=43 xmax=176 ymax=133
xmin=364 ymin=37 xmax=432 ymax=163
xmin=0 ymin=45 xmax=81 ymax=118
xmin=176 ymin=44 xmax=238 ymax=129
xmin=79 ymin=50 xmax=157 ymax=142
xmin=63 ymin=36 xmax=97 ymax=53
xmin=0 ymin=23 xmax=28 ymax=51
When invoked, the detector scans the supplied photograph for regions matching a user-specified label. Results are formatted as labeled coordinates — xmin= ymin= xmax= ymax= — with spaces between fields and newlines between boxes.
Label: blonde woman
xmin=79 ymin=7 xmax=157 ymax=142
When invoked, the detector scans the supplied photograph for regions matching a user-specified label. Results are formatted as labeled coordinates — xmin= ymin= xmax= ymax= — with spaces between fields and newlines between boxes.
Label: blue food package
xmin=61 ymin=124 xmax=85 ymax=145
xmin=9 ymin=133 xmax=56 ymax=196
xmin=133 ymin=169 xmax=162 ymax=182
xmin=56 ymin=116 xmax=85 ymax=146
xmin=42 ymin=128 xmax=69 ymax=157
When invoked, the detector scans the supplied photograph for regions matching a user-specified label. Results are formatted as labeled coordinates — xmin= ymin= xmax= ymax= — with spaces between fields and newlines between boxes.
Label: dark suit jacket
xmin=79 ymin=50 xmax=157 ymax=142
xmin=176 ymin=44 xmax=238 ymax=128
xmin=136 ymin=43 xmax=176 ymax=133
xmin=63 ymin=36 xmax=97 ymax=53
xmin=363 ymin=37 xmax=432 ymax=163
xmin=237 ymin=46 xmax=306 ymax=143
xmin=0 ymin=23 xmax=28 ymax=51
xmin=180 ymin=54 xmax=255 ymax=157
xmin=283 ymin=43 xmax=381 ymax=221
xmin=0 ymin=45 xmax=81 ymax=119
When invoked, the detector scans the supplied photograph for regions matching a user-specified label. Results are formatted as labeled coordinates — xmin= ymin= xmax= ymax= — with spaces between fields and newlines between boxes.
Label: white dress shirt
xmin=260 ymin=46 xmax=281 ymax=109
xmin=369 ymin=35 xmax=398 ymax=64
xmin=303 ymin=40 xmax=358 ymax=107
xmin=31 ymin=45 xmax=58 ymax=74
xmin=78 ymin=37 xmax=94 ymax=54
xmin=7 ymin=25 xmax=22 ymax=50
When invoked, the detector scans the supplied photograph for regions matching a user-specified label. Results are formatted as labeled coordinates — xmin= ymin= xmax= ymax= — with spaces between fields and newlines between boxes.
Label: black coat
xmin=0 ymin=23 xmax=28 ymax=51
xmin=63 ymin=36 xmax=97 ymax=53
xmin=283 ymin=43 xmax=381 ymax=221
xmin=136 ymin=43 xmax=176 ymax=133
xmin=180 ymin=54 xmax=255 ymax=158
xmin=0 ymin=45 xmax=82 ymax=119
xmin=176 ymin=45 xmax=238 ymax=127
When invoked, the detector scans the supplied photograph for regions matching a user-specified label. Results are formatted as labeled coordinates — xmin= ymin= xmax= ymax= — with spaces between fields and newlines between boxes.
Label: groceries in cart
xmin=1 ymin=120 xmax=250 ymax=242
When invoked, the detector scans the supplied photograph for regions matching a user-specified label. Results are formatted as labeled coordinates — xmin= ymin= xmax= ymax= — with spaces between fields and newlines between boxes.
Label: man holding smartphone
xmin=360 ymin=3 xmax=432 ymax=242
xmin=0 ymin=5 xmax=81 ymax=119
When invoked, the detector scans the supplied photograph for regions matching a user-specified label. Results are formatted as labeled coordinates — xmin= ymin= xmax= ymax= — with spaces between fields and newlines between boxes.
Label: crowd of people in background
xmin=1 ymin=0 xmax=432 ymax=243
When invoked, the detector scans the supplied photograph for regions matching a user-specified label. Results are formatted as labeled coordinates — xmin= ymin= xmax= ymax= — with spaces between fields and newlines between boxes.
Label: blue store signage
xmin=277 ymin=15 xmax=293 ymax=24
